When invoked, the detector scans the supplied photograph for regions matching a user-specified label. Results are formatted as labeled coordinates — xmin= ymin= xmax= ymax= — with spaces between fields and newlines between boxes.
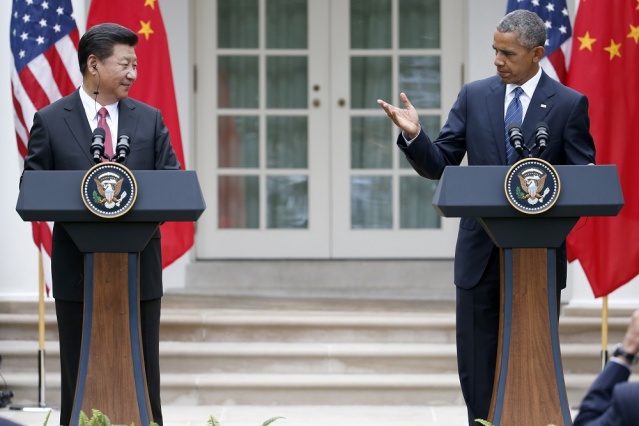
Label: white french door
xmin=194 ymin=0 xmax=461 ymax=259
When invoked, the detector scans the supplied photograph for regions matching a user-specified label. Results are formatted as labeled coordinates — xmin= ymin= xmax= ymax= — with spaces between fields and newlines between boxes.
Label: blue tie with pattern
xmin=505 ymin=87 xmax=523 ymax=164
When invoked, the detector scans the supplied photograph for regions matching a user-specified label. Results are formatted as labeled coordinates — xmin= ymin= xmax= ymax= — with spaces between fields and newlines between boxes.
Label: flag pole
xmin=601 ymin=295 xmax=609 ymax=370
xmin=10 ymin=251 xmax=55 ymax=412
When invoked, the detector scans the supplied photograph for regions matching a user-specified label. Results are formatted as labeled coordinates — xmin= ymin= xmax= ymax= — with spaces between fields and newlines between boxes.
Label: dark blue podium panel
xmin=433 ymin=165 xmax=623 ymax=218
xmin=17 ymin=170 xmax=206 ymax=223
xmin=432 ymin=165 xmax=623 ymax=248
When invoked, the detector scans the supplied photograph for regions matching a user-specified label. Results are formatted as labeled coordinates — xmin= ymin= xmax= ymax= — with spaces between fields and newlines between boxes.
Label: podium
xmin=433 ymin=164 xmax=623 ymax=426
xmin=17 ymin=169 xmax=206 ymax=426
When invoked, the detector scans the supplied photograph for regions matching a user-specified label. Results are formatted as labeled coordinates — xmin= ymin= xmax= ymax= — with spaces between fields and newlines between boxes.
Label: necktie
xmin=97 ymin=107 xmax=114 ymax=161
xmin=505 ymin=87 xmax=523 ymax=164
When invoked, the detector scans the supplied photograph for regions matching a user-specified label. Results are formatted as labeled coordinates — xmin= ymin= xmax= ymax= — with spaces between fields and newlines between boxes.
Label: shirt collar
xmin=78 ymin=85 xmax=119 ymax=121
xmin=506 ymin=66 xmax=542 ymax=99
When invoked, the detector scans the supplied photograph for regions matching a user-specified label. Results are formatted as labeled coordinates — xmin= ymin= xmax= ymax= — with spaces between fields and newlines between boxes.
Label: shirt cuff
xmin=609 ymin=356 xmax=633 ymax=372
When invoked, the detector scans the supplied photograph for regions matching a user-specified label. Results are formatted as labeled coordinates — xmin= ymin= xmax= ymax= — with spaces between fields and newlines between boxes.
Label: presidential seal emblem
xmin=81 ymin=162 xmax=137 ymax=218
xmin=504 ymin=158 xmax=560 ymax=214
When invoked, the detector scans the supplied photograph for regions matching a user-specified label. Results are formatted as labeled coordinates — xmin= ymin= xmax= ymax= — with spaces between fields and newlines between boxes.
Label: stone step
xmin=0 ymin=309 xmax=628 ymax=344
xmin=3 ymin=371 xmax=596 ymax=408
xmin=0 ymin=340 xmax=609 ymax=376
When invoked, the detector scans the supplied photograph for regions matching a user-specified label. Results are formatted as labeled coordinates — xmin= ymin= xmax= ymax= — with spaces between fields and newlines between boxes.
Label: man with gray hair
xmin=378 ymin=9 xmax=595 ymax=424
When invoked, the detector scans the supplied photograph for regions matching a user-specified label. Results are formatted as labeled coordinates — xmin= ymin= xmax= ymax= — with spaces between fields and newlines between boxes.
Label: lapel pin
xmin=541 ymin=103 xmax=547 ymax=108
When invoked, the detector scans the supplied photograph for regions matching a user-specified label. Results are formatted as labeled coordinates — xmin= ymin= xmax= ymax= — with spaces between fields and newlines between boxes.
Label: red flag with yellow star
xmin=566 ymin=0 xmax=639 ymax=297
xmin=86 ymin=0 xmax=194 ymax=268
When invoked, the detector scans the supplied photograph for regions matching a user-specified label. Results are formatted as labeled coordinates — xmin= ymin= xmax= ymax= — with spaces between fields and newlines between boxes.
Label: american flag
xmin=10 ymin=0 xmax=82 ymax=295
xmin=506 ymin=0 xmax=573 ymax=83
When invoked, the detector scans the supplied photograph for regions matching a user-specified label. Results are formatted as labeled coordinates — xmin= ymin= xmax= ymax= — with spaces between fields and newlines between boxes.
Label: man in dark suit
xmin=377 ymin=10 xmax=596 ymax=424
xmin=574 ymin=309 xmax=639 ymax=425
xmin=22 ymin=23 xmax=180 ymax=426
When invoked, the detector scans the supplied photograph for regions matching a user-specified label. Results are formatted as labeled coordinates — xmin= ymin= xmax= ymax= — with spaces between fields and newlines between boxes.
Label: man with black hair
xmin=378 ymin=10 xmax=595 ymax=424
xmin=22 ymin=22 xmax=179 ymax=426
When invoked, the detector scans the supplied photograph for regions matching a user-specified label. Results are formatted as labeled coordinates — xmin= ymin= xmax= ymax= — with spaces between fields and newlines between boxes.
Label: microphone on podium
xmin=91 ymin=127 xmax=106 ymax=163
xmin=535 ymin=122 xmax=549 ymax=154
xmin=115 ymin=130 xmax=131 ymax=163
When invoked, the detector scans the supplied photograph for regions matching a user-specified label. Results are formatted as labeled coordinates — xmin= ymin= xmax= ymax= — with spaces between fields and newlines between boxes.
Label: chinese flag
xmin=87 ymin=0 xmax=194 ymax=268
xmin=566 ymin=1 xmax=639 ymax=297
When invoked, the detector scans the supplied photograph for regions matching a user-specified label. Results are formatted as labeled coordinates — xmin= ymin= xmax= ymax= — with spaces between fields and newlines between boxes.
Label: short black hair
xmin=497 ymin=9 xmax=547 ymax=50
xmin=78 ymin=23 xmax=138 ymax=75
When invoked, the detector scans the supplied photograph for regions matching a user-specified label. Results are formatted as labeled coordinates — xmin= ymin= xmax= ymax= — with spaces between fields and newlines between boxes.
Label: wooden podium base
xmin=71 ymin=252 xmax=152 ymax=426
xmin=489 ymin=248 xmax=572 ymax=426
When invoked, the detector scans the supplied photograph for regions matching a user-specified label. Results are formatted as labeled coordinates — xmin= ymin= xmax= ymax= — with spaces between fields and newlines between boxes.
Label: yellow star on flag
xmin=628 ymin=24 xmax=639 ymax=44
xmin=144 ymin=0 xmax=156 ymax=9
xmin=138 ymin=20 xmax=154 ymax=40
xmin=578 ymin=31 xmax=597 ymax=51
xmin=604 ymin=39 xmax=622 ymax=60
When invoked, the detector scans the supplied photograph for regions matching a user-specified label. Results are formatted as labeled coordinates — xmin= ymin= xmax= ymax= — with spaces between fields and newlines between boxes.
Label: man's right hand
xmin=621 ymin=308 xmax=639 ymax=356
xmin=377 ymin=92 xmax=421 ymax=140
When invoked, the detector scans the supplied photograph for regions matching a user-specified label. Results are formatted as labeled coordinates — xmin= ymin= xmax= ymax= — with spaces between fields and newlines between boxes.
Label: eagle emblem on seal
xmin=517 ymin=167 xmax=550 ymax=205
xmin=93 ymin=172 xmax=128 ymax=209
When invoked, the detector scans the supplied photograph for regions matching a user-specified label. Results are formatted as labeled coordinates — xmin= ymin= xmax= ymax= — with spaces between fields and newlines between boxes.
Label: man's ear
xmin=532 ymin=46 xmax=546 ymax=63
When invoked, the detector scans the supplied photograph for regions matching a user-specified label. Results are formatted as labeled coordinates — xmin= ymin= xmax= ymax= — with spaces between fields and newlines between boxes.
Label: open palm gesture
xmin=377 ymin=92 xmax=421 ymax=139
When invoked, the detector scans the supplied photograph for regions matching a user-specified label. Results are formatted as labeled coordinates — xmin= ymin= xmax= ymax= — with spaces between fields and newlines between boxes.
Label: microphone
xmin=535 ymin=122 xmax=549 ymax=154
xmin=115 ymin=130 xmax=131 ymax=163
xmin=91 ymin=127 xmax=106 ymax=163
xmin=507 ymin=122 xmax=525 ymax=158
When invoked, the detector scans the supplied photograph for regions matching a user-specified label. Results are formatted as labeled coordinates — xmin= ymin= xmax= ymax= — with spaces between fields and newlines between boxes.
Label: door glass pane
xmin=267 ymin=56 xmax=308 ymax=108
xmin=400 ymin=176 xmax=440 ymax=229
xmin=218 ymin=56 xmax=259 ymax=108
xmin=218 ymin=0 xmax=259 ymax=48
xmin=399 ymin=0 xmax=440 ymax=49
xmin=350 ymin=0 xmax=391 ymax=49
xmin=218 ymin=175 xmax=259 ymax=229
xmin=267 ymin=117 xmax=308 ymax=169
xmin=267 ymin=175 xmax=308 ymax=229
xmin=267 ymin=0 xmax=308 ymax=49
xmin=351 ymin=176 xmax=392 ymax=229
xmin=351 ymin=56 xmax=391 ymax=109
xmin=351 ymin=116 xmax=392 ymax=169
xmin=218 ymin=116 xmax=259 ymax=168
xmin=399 ymin=56 xmax=441 ymax=109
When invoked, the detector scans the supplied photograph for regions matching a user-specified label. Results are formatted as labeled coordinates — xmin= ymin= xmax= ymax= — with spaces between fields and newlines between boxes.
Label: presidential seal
xmin=81 ymin=162 xmax=137 ymax=218
xmin=504 ymin=158 xmax=560 ymax=214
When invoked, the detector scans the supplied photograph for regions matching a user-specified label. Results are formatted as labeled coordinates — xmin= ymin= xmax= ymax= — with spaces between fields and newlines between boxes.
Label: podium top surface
xmin=17 ymin=170 xmax=206 ymax=223
xmin=433 ymin=164 xmax=624 ymax=218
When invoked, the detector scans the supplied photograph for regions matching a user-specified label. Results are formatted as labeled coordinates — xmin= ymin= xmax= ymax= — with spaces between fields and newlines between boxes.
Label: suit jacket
xmin=22 ymin=89 xmax=180 ymax=301
xmin=398 ymin=71 xmax=596 ymax=289
xmin=574 ymin=361 xmax=639 ymax=425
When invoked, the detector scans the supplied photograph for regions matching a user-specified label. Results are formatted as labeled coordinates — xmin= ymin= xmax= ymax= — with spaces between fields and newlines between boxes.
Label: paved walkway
xmin=2 ymin=405 xmax=474 ymax=426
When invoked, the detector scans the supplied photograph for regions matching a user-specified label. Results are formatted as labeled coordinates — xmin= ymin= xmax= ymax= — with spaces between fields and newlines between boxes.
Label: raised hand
xmin=377 ymin=92 xmax=421 ymax=140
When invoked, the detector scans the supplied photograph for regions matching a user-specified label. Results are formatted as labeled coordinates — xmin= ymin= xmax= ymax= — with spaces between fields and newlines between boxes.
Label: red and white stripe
xmin=12 ymin=30 xmax=81 ymax=295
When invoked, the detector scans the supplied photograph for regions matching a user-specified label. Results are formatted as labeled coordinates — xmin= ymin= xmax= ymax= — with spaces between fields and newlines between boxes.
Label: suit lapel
xmin=487 ymin=80 xmax=508 ymax=165
xmin=117 ymin=98 xmax=139 ymax=166
xmin=523 ymin=71 xmax=553 ymax=151
xmin=63 ymin=90 xmax=94 ymax=164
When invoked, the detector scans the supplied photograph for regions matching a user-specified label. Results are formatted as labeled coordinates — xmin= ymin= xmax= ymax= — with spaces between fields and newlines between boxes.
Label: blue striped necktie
xmin=505 ymin=87 xmax=523 ymax=164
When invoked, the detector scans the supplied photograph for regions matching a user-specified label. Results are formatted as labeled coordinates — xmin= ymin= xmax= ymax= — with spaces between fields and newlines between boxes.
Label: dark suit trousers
xmin=55 ymin=298 xmax=163 ymax=426
xmin=456 ymin=247 xmax=501 ymax=425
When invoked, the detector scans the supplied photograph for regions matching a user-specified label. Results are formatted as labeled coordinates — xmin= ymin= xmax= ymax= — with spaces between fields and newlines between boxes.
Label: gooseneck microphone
xmin=115 ymin=130 xmax=131 ymax=163
xmin=91 ymin=127 xmax=106 ymax=163
xmin=535 ymin=122 xmax=550 ymax=154
xmin=507 ymin=122 xmax=525 ymax=158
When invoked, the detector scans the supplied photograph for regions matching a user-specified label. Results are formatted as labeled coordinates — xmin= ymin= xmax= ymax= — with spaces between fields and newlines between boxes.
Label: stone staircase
xmin=0 ymin=294 xmax=630 ymax=409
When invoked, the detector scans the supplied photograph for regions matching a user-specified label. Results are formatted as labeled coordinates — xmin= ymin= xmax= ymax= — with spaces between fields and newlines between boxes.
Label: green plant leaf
xmin=474 ymin=420 xmax=493 ymax=426
xmin=261 ymin=416 xmax=285 ymax=426
xmin=42 ymin=409 xmax=52 ymax=426
xmin=207 ymin=415 xmax=222 ymax=426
